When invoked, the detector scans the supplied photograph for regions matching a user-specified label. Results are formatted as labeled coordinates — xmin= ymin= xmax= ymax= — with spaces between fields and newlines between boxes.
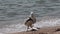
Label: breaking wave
xmin=0 ymin=16 xmax=60 ymax=34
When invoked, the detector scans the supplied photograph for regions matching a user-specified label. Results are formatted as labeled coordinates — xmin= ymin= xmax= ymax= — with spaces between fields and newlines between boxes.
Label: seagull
xmin=25 ymin=12 xmax=36 ymax=31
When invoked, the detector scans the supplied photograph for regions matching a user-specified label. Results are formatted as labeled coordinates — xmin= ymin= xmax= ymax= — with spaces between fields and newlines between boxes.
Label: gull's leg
xmin=30 ymin=24 xmax=33 ymax=29
xmin=27 ymin=26 xmax=29 ymax=31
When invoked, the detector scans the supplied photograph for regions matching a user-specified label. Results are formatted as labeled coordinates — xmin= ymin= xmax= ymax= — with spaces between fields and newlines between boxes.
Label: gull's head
xmin=30 ymin=12 xmax=34 ymax=15
xmin=29 ymin=12 xmax=34 ymax=17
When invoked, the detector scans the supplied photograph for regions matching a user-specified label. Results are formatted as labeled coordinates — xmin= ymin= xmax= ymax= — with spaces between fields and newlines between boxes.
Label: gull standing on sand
xmin=25 ymin=12 xmax=36 ymax=31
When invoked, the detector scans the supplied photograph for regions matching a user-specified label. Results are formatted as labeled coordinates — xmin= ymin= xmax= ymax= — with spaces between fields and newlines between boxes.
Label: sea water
xmin=0 ymin=0 xmax=60 ymax=34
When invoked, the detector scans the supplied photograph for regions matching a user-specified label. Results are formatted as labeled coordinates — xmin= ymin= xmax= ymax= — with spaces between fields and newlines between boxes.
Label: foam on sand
xmin=0 ymin=17 xmax=60 ymax=34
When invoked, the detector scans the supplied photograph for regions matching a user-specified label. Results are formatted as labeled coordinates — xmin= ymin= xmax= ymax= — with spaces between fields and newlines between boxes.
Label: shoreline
xmin=8 ymin=26 xmax=60 ymax=34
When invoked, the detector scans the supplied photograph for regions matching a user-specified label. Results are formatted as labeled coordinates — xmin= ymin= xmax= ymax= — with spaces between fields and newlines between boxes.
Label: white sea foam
xmin=0 ymin=17 xmax=60 ymax=34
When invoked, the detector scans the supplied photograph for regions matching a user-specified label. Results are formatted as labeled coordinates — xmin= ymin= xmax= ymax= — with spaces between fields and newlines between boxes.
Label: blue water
xmin=0 ymin=0 xmax=60 ymax=21
xmin=0 ymin=0 xmax=60 ymax=34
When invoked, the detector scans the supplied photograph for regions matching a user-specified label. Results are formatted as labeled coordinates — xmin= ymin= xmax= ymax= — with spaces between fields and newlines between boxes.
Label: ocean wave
xmin=0 ymin=16 xmax=60 ymax=34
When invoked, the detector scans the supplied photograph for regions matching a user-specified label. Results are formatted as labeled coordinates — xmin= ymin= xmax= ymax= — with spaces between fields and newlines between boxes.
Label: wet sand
xmin=8 ymin=26 xmax=60 ymax=34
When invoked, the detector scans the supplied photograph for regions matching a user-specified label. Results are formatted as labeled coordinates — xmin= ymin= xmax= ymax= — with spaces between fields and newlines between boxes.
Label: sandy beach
xmin=8 ymin=26 xmax=60 ymax=34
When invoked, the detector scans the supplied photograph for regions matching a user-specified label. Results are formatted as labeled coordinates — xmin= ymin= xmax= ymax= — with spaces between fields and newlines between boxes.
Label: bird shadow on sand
xmin=55 ymin=28 xmax=60 ymax=32
xmin=30 ymin=29 xmax=37 ymax=31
